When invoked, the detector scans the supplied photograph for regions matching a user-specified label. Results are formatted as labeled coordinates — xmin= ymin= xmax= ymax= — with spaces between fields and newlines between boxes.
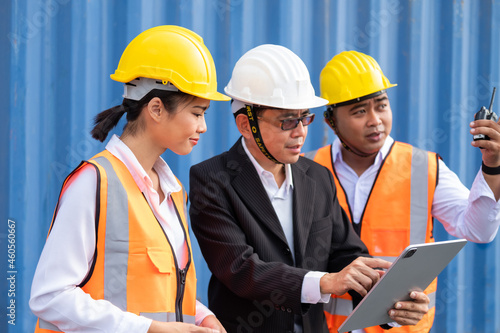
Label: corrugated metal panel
xmin=1 ymin=0 xmax=499 ymax=331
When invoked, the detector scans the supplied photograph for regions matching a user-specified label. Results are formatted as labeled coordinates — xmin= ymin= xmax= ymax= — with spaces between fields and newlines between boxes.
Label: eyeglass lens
xmin=281 ymin=113 xmax=315 ymax=130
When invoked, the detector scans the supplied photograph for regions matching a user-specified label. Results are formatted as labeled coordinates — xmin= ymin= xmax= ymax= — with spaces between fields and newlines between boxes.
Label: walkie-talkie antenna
xmin=488 ymin=87 xmax=497 ymax=111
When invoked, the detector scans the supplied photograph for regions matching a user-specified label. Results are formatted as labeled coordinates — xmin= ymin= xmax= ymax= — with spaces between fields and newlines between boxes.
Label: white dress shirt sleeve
xmin=29 ymin=165 xmax=152 ymax=333
xmin=432 ymin=160 xmax=500 ymax=243
xmin=195 ymin=300 xmax=215 ymax=325
xmin=301 ymin=271 xmax=331 ymax=304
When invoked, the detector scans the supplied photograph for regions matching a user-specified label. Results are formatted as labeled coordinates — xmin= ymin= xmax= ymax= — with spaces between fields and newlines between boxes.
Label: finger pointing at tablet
xmin=320 ymin=257 xmax=392 ymax=296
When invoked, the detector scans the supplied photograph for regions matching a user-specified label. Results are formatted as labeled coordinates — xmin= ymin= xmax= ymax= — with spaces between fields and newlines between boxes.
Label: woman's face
xmin=157 ymin=96 xmax=211 ymax=155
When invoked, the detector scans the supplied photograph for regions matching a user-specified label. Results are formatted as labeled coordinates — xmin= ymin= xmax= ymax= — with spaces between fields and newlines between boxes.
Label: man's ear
xmin=235 ymin=114 xmax=253 ymax=139
xmin=324 ymin=116 xmax=338 ymax=135
xmin=147 ymin=97 xmax=163 ymax=122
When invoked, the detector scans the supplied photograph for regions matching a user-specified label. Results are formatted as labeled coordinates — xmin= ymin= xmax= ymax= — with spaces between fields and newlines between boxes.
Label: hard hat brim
xmin=197 ymin=91 xmax=232 ymax=102
xmin=225 ymin=90 xmax=328 ymax=110
xmin=120 ymin=77 xmax=232 ymax=102
xmin=328 ymin=85 xmax=397 ymax=107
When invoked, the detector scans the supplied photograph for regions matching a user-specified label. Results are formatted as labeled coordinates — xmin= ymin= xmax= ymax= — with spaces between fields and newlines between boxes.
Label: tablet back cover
xmin=338 ymin=239 xmax=467 ymax=333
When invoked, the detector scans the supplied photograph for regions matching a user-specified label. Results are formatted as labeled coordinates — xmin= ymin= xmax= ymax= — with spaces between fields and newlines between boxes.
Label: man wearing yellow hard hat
xmin=304 ymin=50 xmax=500 ymax=333
xmin=30 ymin=26 xmax=229 ymax=333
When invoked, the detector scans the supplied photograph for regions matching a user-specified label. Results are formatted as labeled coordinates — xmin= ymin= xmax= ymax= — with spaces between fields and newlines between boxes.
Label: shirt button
xmin=287 ymin=308 xmax=292 ymax=313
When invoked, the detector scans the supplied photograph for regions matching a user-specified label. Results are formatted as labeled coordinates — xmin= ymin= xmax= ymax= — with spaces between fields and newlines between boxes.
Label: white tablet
xmin=338 ymin=239 xmax=467 ymax=333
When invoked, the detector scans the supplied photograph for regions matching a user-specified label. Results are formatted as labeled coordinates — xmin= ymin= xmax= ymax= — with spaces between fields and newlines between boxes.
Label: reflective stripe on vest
xmin=141 ymin=312 xmax=195 ymax=324
xmin=324 ymin=296 xmax=353 ymax=317
xmin=35 ymin=152 xmax=196 ymax=332
xmin=307 ymin=142 xmax=438 ymax=333
xmin=38 ymin=320 xmax=60 ymax=331
xmin=410 ymin=147 xmax=429 ymax=245
xmin=94 ymin=155 xmax=130 ymax=310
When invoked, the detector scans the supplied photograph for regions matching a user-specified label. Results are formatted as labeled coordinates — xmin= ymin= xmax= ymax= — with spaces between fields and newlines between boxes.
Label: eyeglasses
xmin=258 ymin=113 xmax=315 ymax=131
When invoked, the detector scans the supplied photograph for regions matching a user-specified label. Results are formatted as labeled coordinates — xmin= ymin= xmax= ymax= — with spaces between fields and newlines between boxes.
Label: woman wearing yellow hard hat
xmin=30 ymin=25 xmax=229 ymax=333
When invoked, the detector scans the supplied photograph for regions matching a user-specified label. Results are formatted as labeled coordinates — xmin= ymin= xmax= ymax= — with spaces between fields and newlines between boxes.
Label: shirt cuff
xmin=301 ymin=271 xmax=331 ymax=304
xmin=119 ymin=312 xmax=152 ymax=333
xmin=195 ymin=300 xmax=215 ymax=326
xmin=471 ymin=170 xmax=499 ymax=203
xmin=388 ymin=321 xmax=401 ymax=328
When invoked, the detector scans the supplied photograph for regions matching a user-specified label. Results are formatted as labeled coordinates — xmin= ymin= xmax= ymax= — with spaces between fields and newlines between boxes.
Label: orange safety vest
xmin=305 ymin=142 xmax=438 ymax=333
xmin=35 ymin=150 xmax=197 ymax=332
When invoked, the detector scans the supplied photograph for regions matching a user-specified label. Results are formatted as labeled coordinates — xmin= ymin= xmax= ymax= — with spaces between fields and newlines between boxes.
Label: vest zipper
xmin=176 ymin=268 xmax=187 ymax=322
xmin=155 ymin=219 xmax=188 ymax=322
xmin=171 ymin=192 xmax=192 ymax=323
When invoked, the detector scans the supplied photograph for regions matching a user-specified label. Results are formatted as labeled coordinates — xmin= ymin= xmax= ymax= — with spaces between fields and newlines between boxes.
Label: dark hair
xmin=90 ymin=89 xmax=196 ymax=142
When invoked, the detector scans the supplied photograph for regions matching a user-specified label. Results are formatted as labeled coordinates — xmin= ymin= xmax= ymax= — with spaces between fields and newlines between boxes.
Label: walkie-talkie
xmin=473 ymin=87 xmax=498 ymax=141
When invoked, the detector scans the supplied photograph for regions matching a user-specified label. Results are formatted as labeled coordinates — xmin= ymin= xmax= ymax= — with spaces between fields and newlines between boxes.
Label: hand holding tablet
xmin=338 ymin=239 xmax=467 ymax=333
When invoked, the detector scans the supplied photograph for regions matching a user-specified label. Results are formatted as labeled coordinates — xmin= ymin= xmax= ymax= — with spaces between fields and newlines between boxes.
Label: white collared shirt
xmin=30 ymin=135 xmax=212 ymax=332
xmin=331 ymin=136 xmax=500 ymax=242
xmin=242 ymin=139 xmax=330 ymax=305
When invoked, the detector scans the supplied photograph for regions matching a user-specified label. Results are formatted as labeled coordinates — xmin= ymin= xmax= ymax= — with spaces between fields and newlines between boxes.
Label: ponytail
xmin=90 ymin=103 xmax=125 ymax=142
xmin=90 ymin=99 xmax=141 ymax=142
xmin=90 ymin=89 xmax=195 ymax=142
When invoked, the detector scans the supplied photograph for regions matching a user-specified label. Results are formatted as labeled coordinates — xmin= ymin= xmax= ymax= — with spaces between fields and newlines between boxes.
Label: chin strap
xmin=324 ymin=108 xmax=377 ymax=158
xmin=244 ymin=104 xmax=283 ymax=164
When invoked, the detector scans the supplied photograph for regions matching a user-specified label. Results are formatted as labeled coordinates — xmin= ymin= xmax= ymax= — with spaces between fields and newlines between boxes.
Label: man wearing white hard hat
xmin=189 ymin=45 xmax=429 ymax=333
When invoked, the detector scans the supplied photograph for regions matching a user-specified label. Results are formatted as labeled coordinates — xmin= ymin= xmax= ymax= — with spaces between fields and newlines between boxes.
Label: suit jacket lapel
xmin=292 ymin=159 xmax=316 ymax=266
xmin=228 ymin=139 xmax=289 ymax=246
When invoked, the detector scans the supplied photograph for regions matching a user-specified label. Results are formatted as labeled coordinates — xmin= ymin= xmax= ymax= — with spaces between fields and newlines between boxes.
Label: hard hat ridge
xmin=225 ymin=44 xmax=328 ymax=110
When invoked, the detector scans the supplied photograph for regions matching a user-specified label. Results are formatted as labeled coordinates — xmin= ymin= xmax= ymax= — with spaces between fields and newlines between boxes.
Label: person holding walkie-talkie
xmin=304 ymin=50 xmax=500 ymax=333
xmin=473 ymin=87 xmax=499 ymax=140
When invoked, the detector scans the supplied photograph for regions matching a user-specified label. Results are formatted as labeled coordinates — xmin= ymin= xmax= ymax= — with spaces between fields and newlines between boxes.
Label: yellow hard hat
xmin=110 ymin=25 xmax=230 ymax=101
xmin=320 ymin=51 xmax=397 ymax=107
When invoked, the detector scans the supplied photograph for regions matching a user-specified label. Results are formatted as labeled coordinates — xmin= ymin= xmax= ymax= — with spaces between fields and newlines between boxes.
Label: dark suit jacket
xmin=189 ymin=138 xmax=369 ymax=333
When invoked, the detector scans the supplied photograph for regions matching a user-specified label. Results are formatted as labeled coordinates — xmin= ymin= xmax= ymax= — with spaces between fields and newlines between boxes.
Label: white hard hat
xmin=225 ymin=44 xmax=328 ymax=111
